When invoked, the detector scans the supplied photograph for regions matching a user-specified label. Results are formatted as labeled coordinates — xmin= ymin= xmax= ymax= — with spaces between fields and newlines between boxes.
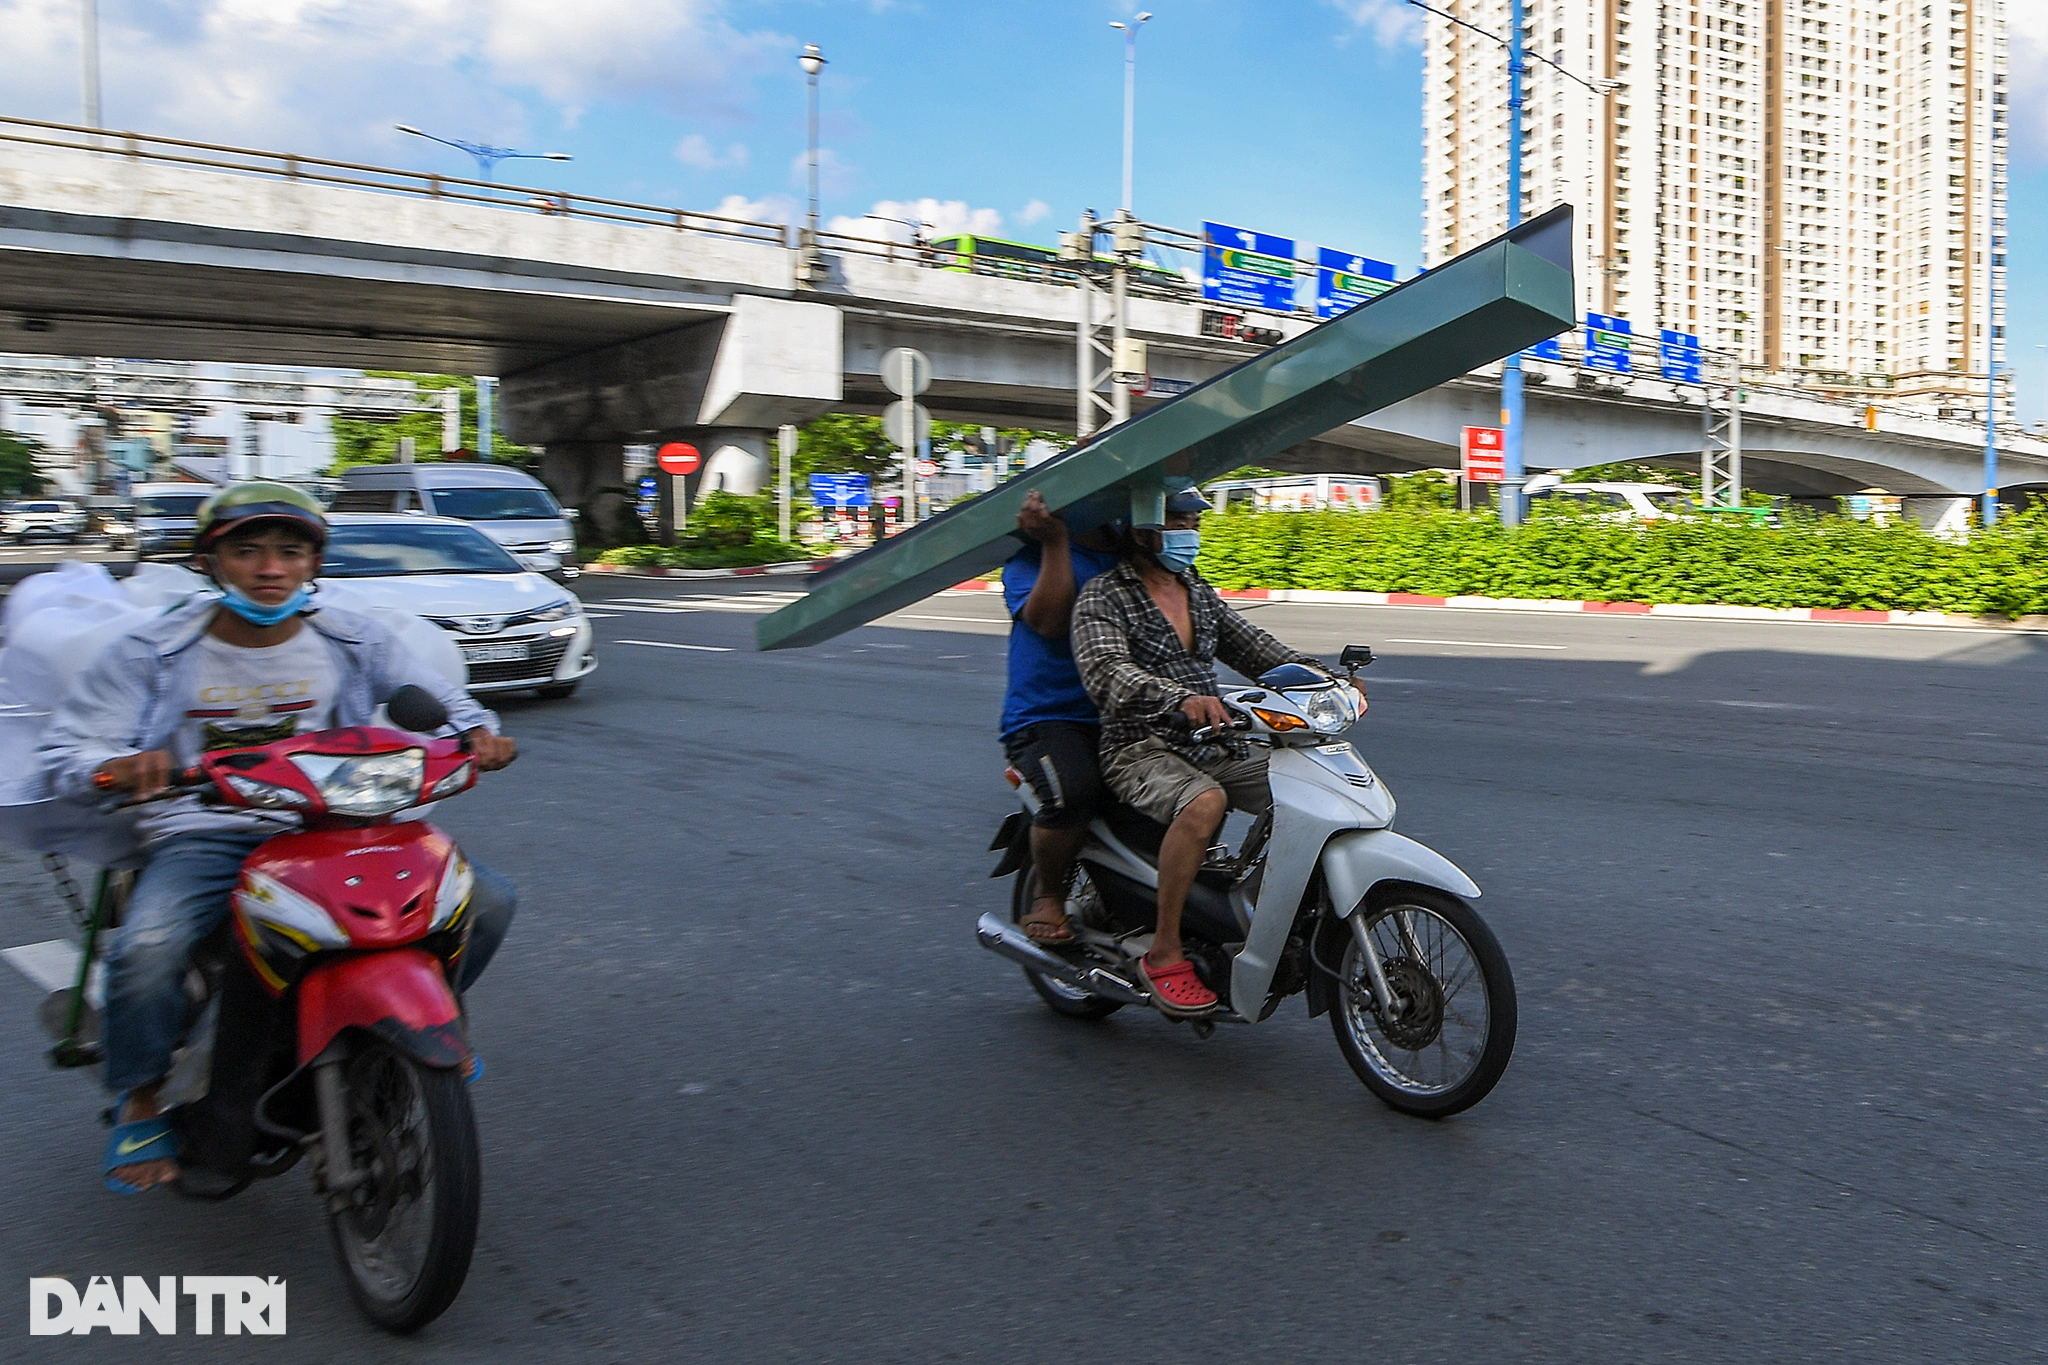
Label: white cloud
xmin=2013 ymin=6 xmax=2048 ymax=166
xmin=713 ymin=192 xmax=798 ymax=225
xmin=827 ymin=198 xmax=1006 ymax=243
xmin=0 ymin=0 xmax=791 ymax=163
xmin=1327 ymin=0 xmax=1424 ymax=47
xmin=1018 ymin=198 xmax=1052 ymax=226
xmin=676 ymin=134 xmax=748 ymax=169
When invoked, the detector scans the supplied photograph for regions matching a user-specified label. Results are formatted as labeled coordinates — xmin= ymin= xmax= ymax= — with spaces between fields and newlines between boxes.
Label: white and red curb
xmin=947 ymin=579 xmax=2039 ymax=630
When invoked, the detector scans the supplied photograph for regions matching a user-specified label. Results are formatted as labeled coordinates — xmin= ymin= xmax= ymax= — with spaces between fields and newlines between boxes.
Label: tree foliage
xmin=0 ymin=431 xmax=49 ymax=496
xmin=328 ymin=374 xmax=532 ymax=474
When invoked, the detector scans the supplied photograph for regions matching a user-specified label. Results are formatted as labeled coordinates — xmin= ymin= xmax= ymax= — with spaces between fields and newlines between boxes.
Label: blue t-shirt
xmin=1000 ymin=541 xmax=1120 ymax=741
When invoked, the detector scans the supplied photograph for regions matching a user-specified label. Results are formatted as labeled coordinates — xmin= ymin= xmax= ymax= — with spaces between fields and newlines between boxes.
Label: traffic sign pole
xmin=901 ymin=348 xmax=916 ymax=528
xmin=1499 ymin=0 xmax=1527 ymax=527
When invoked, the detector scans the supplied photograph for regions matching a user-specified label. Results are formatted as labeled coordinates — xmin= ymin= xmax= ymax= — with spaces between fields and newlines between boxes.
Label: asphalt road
xmin=1 ymin=576 xmax=2044 ymax=1361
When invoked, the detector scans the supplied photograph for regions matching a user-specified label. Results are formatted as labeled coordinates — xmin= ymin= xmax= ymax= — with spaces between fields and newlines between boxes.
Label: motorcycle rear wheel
xmin=1011 ymin=867 xmax=1123 ymax=1020
xmin=1329 ymin=887 xmax=1516 ymax=1119
xmin=326 ymin=1041 xmax=481 ymax=1333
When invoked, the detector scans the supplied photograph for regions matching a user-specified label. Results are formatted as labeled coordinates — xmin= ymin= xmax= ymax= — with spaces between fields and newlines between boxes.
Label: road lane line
xmin=616 ymin=639 xmax=733 ymax=653
xmin=895 ymin=613 xmax=1008 ymax=624
xmin=1384 ymin=638 xmax=1566 ymax=650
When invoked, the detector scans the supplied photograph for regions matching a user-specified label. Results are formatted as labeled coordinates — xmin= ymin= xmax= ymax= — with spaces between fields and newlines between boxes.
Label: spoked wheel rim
xmin=1338 ymin=903 xmax=1492 ymax=1098
xmin=334 ymin=1047 xmax=439 ymax=1308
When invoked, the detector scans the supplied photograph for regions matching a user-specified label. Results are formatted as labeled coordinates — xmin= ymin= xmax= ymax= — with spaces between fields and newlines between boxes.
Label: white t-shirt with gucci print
xmin=140 ymin=628 xmax=337 ymax=844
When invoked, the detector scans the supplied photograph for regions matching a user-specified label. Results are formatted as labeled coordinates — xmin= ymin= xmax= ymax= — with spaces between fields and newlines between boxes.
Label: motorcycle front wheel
xmin=1329 ymin=887 xmax=1516 ymax=1119
xmin=326 ymin=1040 xmax=481 ymax=1333
xmin=1011 ymin=867 xmax=1123 ymax=1020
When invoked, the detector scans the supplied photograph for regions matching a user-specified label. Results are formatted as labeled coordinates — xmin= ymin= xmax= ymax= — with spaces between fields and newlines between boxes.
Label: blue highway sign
xmin=1203 ymin=221 xmax=1297 ymax=313
xmin=1526 ymin=336 xmax=1565 ymax=361
xmin=1659 ymin=328 xmax=1702 ymax=384
xmin=1314 ymin=249 xmax=1396 ymax=319
xmin=1585 ymin=312 xmax=1633 ymax=375
xmin=809 ymin=474 xmax=872 ymax=509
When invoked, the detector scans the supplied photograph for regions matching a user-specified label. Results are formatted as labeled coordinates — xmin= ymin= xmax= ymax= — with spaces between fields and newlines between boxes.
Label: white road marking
xmin=615 ymin=639 xmax=733 ymax=653
xmin=3 ymin=940 xmax=102 ymax=1007
xmin=1384 ymin=638 xmax=1566 ymax=650
xmin=894 ymin=614 xmax=1007 ymax=625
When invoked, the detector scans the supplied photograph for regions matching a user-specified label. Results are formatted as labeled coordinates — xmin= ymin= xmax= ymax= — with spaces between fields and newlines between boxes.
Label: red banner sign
xmin=1461 ymin=426 xmax=1505 ymax=483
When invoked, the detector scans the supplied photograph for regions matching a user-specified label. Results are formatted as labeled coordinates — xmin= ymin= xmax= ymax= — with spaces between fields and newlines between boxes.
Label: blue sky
xmin=2 ymin=0 xmax=2042 ymax=419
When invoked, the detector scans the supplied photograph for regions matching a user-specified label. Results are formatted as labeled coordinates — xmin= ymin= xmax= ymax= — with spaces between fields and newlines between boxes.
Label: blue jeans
xmin=102 ymin=828 xmax=516 ymax=1095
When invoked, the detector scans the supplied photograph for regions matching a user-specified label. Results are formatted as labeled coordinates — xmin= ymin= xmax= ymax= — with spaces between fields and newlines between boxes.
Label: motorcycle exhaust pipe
xmin=975 ymin=913 xmax=1149 ymax=1006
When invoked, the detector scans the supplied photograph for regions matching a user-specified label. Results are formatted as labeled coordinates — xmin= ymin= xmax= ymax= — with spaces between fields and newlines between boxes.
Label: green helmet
xmin=194 ymin=481 xmax=328 ymax=553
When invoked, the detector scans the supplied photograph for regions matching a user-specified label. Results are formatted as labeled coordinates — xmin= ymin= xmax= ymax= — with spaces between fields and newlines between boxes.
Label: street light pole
xmin=79 ymin=0 xmax=101 ymax=130
xmin=1110 ymin=12 xmax=1151 ymax=213
xmin=1499 ymin=0 xmax=1527 ymax=526
xmin=393 ymin=125 xmax=572 ymax=181
xmin=797 ymin=43 xmax=827 ymax=286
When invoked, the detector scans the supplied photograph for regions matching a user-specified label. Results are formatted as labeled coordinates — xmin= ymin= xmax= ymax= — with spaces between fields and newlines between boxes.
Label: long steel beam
xmin=757 ymin=206 xmax=1576 ymax=651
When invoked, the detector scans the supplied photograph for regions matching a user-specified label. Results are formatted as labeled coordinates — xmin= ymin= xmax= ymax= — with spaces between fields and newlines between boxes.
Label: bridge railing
xmin=0 ymin=115 xmax=788 ymax=248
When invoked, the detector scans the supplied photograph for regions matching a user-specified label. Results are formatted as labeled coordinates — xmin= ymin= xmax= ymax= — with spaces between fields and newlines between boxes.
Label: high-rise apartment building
xmin=1421 ymin=0 xmax=2008 ymax=418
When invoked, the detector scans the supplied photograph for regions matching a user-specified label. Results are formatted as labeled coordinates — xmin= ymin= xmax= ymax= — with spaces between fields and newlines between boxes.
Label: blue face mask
xmin=218 ymin=583 xmax=312 ymax=627
xmin=1157 ymin=529 xmax=1201 ymax=574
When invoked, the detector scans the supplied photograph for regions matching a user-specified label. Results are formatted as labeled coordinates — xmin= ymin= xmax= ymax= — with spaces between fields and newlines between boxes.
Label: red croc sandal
xmin=1139 ymin=955 xmax=1217 ymax=1016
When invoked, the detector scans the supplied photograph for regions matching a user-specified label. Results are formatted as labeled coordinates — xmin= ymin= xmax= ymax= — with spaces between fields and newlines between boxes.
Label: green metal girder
xmin=757 ymin=205 xmax=1575 ymax=651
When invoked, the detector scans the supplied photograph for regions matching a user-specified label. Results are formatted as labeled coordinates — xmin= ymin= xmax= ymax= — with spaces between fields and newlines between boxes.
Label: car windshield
xmin=428 ymin=487 xmax=560 ymax=521
xmin=321 ymin=522 xmax=525 ymax=577
xmin=136 ymin=494 xmax=207 ymax=517
xmin=19 ymin=502 xmax=65 ymax=513
xmin=1645 ymin=490 xmax=1693 ymax=512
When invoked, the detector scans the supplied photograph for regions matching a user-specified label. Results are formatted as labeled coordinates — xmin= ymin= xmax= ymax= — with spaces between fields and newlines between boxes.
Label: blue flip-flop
xmin=104 ymin=1111 xmax=178 ymax=1195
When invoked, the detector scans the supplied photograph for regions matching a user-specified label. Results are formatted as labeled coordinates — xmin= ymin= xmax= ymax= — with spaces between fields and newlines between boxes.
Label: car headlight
xmin=547 ymin=539 xmax=574 ymax=554
xmin=1291 ymin=686 xmax=1360 ymax=735
xmin=516 ymin=599 xmax=580 ymax=624
xmin=290 ymin=749 xmax=425 ymax=816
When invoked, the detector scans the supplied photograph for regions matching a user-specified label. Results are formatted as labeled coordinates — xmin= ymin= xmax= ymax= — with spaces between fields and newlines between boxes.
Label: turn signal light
xmin=1249 ymin=707 xmax=1308 ymax=732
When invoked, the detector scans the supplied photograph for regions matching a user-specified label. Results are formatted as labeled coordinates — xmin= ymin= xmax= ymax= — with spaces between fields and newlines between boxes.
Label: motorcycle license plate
xmin=462 ymin=641 xmax=530 ymax=664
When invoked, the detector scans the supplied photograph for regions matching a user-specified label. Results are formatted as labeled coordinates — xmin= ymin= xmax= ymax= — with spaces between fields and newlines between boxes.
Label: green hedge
xmin=594 ymin=536 xmax=815 ymax=570
xmin=1193 ymin=507 xmax=2048 ymax=616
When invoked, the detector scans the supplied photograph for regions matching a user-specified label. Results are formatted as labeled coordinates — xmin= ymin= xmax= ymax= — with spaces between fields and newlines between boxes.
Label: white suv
xmin=2 ymin=499 xmax=87 ymax=544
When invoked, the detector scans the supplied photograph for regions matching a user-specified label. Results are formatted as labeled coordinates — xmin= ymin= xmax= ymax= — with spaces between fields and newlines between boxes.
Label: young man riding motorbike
xmin=1069 ymin=488 xmax=1330 ymax=1015
xmin=38 ymin=481 xmax=519 ymax=1195
xmin=1001 ymin=490 xmax=1122 ymax=946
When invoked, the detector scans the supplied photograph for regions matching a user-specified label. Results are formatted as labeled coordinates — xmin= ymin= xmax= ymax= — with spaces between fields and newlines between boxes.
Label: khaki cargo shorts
xmin=1102 ymin=737 xmax=1272 ymax=826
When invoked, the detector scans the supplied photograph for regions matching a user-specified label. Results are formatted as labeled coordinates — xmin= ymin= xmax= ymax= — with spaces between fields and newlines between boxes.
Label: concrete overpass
xmin=3 ymin=116 xmax=2040 ymax=508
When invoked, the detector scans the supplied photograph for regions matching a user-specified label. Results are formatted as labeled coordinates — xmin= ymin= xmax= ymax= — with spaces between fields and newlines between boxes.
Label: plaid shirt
xmin=1071 ymin=558 xmax=1318 ymax=763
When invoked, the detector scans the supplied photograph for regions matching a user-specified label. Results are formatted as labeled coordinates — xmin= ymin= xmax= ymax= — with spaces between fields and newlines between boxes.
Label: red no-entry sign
xmin=657 ymin=442 xmax=702 ymax=476
xmin=1461 ymin=426 xmax=1505 ymax=483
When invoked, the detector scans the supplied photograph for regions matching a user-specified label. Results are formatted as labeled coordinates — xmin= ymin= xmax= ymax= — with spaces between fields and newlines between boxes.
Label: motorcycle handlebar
xmin=95 ymin=766 xmax=207 ymax=810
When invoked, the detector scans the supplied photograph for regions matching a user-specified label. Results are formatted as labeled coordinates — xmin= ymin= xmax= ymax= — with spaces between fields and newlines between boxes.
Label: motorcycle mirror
xmin=1339 ymin=644 xmax=1374 ymax=670
xmin=386 ymin=685 xmax=451 ymax=734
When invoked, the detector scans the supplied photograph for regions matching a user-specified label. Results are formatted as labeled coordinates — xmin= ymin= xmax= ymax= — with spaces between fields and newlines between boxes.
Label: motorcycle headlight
xmin=427 ymin=759 xmax=474 ymax=800
xmin=1292 ymin=687 xmax=1360 ymax=735
xmin=222 ymin=774 xmax=313 ymax=810
xmin=290 ymin=749 xmax=425 ymax=816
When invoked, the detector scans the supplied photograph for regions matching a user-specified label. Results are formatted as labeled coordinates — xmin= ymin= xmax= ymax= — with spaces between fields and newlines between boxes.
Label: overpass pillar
xmin=539 ymin=440 xmax=644 ymax=551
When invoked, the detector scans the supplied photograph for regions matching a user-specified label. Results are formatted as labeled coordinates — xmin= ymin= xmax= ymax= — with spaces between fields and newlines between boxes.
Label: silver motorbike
xmin=978 ymin=646 xmax=1516 ymax=1118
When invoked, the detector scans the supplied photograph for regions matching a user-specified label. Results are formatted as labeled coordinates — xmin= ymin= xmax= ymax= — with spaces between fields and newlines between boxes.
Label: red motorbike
xmin=64 ymin=685 xmax=488 ymax=1332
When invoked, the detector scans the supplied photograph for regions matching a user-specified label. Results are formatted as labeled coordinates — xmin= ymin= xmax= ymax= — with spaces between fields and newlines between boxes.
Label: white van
xmin=331 ymin=463 xmax=577 ymax=578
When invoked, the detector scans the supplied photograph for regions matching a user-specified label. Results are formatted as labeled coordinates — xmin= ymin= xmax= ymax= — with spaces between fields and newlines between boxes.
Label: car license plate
xmin=462 ymin=641 xmax=530 ymax=664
